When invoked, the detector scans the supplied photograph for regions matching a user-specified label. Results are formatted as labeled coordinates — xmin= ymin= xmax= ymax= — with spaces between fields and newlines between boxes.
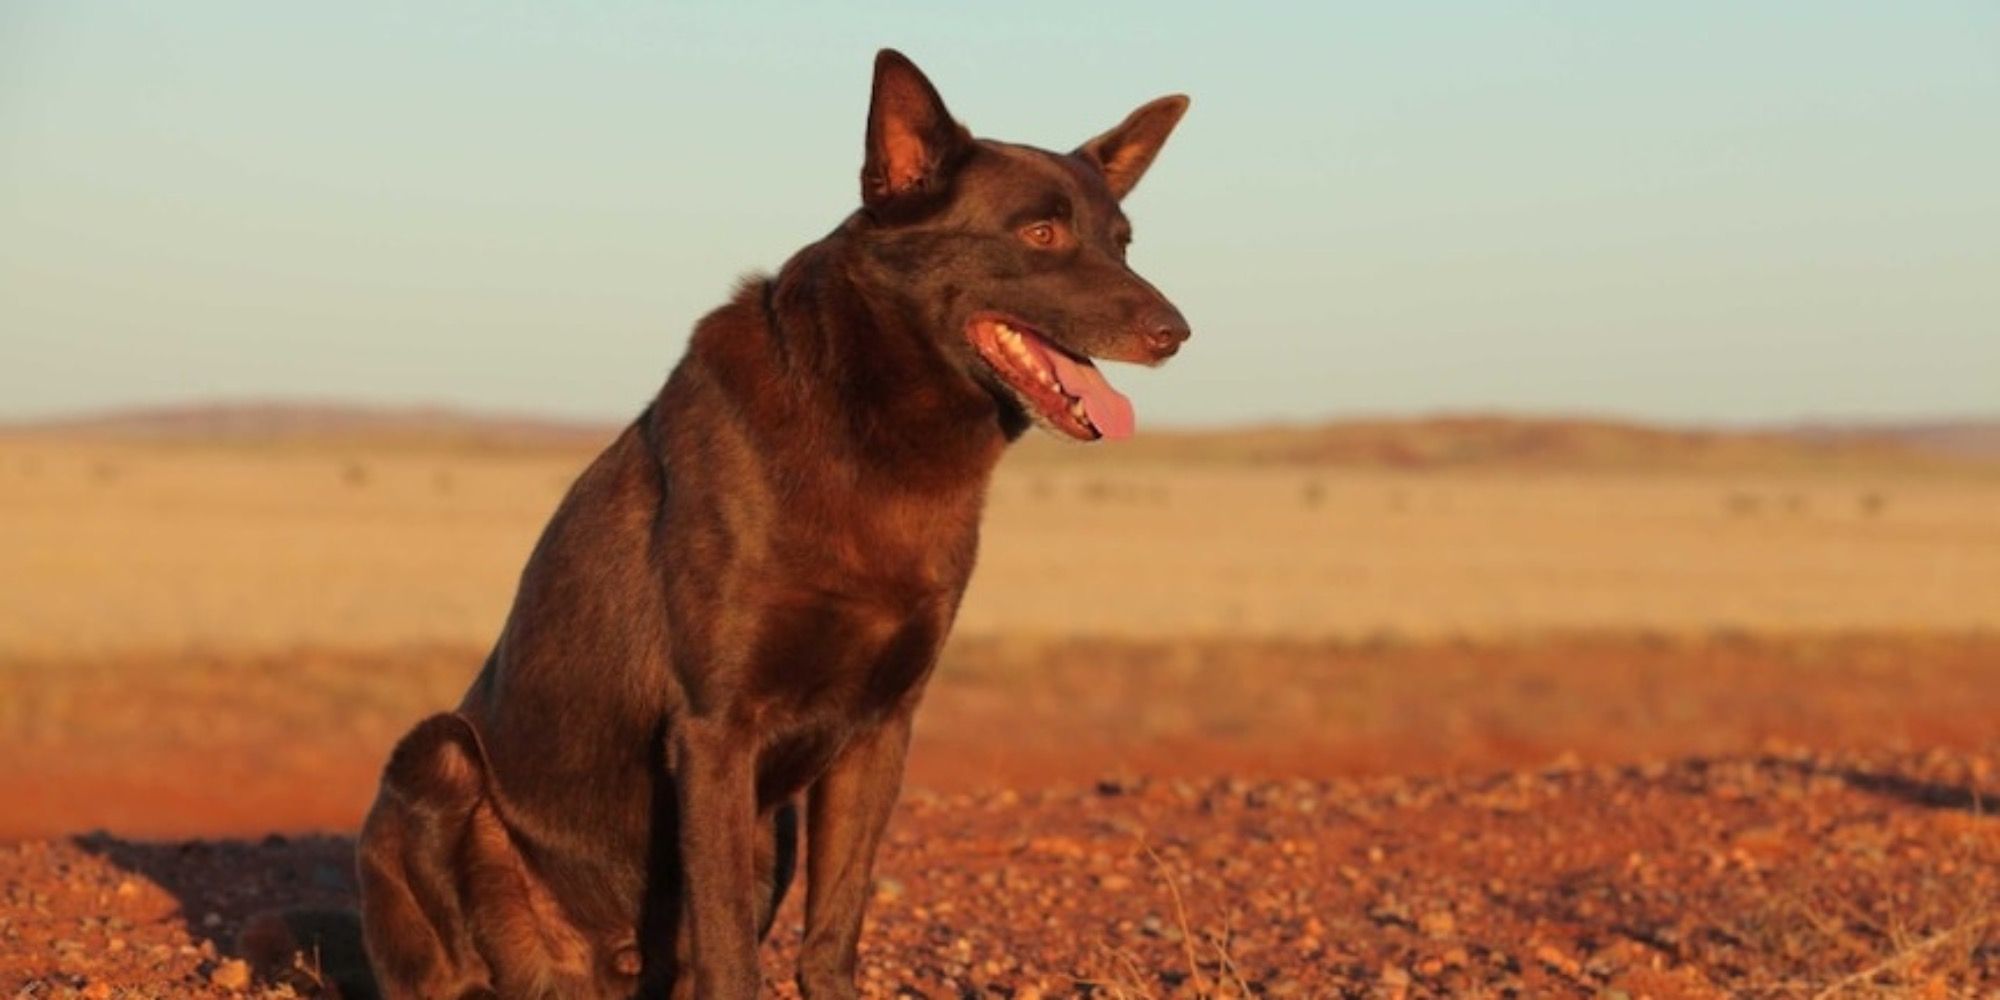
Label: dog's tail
xmin=240 ymin=907 xmax=379 ymax=1000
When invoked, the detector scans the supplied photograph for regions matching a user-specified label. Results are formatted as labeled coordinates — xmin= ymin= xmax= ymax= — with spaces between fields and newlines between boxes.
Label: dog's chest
xmin=792 ymin=483 xmax=984 ymax=590
xmin=742 ymin=580 xmax=954 ymax=709
xmin=743 ymin=589 xmax=951 ymax=801
xmin=723 ymin=479 xmax=985 ymax=796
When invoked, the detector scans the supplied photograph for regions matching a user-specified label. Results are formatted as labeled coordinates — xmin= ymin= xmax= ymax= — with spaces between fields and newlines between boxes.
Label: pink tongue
xmin=1043 ymin=350 xmax=1135 ymax=441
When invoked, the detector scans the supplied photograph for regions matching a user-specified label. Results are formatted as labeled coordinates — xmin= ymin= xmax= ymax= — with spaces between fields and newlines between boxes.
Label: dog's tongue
xmin=1044 ymin=352 xmax=1135 ymax=441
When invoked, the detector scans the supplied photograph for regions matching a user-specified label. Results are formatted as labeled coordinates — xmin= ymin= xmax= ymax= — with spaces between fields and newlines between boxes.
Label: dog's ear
xmin=862 ymin=49 xmax=972 ymax=211
xmin=1075 ymin=95 xmax=1190 ymax=201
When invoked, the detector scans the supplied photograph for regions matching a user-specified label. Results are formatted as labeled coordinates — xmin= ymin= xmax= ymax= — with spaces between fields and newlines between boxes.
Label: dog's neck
xmin=675 ymin=230 xmax=1010 ymax=497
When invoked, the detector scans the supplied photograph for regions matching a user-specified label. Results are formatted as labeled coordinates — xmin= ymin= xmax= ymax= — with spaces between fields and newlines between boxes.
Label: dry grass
xmin=4 ymin=435 xmax=1999 ymax=658
xmin=1079 ymin=839 xmax=1257 ymax=1000
xmin=1756 ymin=808 xmax=2000 ymax=999
xmin=1075 ymin=798 xmax=1983 ymax=998
xmin=1810 ymin=914 xmax=1995 ymax=999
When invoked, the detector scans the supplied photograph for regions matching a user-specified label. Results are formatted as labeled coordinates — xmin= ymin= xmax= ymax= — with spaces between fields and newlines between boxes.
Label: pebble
xmin=208 ymin=957 xmax=251 ymax=990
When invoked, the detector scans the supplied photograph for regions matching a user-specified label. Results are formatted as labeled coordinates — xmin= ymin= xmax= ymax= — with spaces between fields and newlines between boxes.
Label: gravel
xmin=3 ymin=745 xmax=1995 ymax=997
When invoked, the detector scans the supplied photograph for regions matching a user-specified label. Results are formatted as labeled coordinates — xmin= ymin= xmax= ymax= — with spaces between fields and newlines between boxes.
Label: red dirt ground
xmin=3 ymin=636 xmax=1999 ymax=997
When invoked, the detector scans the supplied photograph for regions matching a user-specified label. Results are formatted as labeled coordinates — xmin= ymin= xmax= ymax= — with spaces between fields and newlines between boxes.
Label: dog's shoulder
xmin=691 ymin=275 xmax=778 ymax=350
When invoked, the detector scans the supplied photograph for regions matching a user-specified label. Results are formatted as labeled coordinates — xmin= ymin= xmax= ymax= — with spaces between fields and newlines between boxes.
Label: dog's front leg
xmin=797 ymin=710 xmax=914 ymax=999
xmin=670 ymin=718 xmax=761 ymax=999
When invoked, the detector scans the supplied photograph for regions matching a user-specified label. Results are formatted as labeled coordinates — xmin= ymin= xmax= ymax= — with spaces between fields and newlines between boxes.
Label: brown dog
xmin=355 ymin=49 xmax=1190 ymax=999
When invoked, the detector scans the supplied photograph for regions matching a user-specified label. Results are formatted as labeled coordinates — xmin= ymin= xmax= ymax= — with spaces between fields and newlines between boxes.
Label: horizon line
xmin=7 ymin=395 xmax=1998 ymax=436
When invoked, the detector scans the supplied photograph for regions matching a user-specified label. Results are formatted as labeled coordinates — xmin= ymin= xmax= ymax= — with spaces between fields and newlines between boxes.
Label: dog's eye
xmin=1020 ymin=222 xmax=1060 ymax=248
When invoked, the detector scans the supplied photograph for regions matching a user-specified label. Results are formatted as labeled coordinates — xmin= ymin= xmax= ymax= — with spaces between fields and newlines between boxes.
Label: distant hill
xmin=1018 ymin=413 xmax=2000 ymax=472
xmin=7 ymin=402 xmax=617 ymax=453
xmin=1786 ymin=420 xmax=2000 ymax=463
xmin=7 ymin=402 xmax=1996 ymax=471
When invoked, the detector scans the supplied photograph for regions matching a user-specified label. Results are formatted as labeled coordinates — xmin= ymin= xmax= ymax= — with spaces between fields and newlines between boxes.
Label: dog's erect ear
xmin=862 ymin=49 xmax=972 ymax=210
xmin=1075 ymin=95 xmax=1190 ymax=201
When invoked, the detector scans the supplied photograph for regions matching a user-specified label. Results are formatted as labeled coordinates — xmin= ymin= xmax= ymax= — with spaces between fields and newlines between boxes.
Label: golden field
xmin=3 ymin=420 xmax=1997 ymax=656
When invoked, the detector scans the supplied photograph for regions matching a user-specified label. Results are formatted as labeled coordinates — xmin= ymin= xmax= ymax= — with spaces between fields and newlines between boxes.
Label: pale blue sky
xmin=3 ymin=2 xmax=1996 ymax=426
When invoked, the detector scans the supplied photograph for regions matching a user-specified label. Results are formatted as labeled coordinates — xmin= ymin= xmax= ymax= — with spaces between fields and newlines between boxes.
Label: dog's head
xmin=848 ymin=50 xmax=1191 ymax=442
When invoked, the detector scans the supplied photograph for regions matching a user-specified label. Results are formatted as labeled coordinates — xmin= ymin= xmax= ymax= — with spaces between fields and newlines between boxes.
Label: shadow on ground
xmin=74 ymin=832 xmax=373 ymax=996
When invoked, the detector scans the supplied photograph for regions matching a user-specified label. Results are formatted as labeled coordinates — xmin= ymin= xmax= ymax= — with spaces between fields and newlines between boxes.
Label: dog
xmin=353 ymin=49 xmax=1190 ymax=999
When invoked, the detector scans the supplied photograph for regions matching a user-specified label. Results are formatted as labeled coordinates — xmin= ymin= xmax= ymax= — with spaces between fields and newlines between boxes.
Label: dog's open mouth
xmin=966 ymin=316 xmax=1135 ymax=441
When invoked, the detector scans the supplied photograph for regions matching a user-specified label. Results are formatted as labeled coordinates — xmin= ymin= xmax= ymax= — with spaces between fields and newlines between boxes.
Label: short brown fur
xmin=355 ymin=49 xmax=1190 ymax=999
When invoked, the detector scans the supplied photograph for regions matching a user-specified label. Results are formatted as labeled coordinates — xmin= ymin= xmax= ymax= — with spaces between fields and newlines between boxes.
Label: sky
xmin=2 ymin=2 xmax=1996 ymax=428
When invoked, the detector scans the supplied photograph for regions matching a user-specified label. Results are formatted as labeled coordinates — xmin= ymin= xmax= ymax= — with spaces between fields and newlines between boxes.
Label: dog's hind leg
xmin=357 ymin=714 xmax=499 ymax=1000
xmin=361 ymin=713 xmax=623 ymax=999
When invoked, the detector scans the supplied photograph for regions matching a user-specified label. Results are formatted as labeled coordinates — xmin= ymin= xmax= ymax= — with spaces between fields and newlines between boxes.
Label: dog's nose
xmin=1140 ymin=309 xmax=1191 ymax=361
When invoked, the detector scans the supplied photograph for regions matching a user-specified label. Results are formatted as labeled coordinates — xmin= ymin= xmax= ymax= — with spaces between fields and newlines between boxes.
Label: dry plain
xmin=1 ymin=414 xmax=1997 ymax=997
xmin=4 ymin=423 xmax=1997 ymax=655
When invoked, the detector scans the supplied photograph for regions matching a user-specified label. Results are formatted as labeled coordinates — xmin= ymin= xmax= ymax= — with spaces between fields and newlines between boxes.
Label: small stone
xmin=1534 ymin=943 xmax=1580 ymax=976
xmin=210 ymin=957 xmax=252 ymax=990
